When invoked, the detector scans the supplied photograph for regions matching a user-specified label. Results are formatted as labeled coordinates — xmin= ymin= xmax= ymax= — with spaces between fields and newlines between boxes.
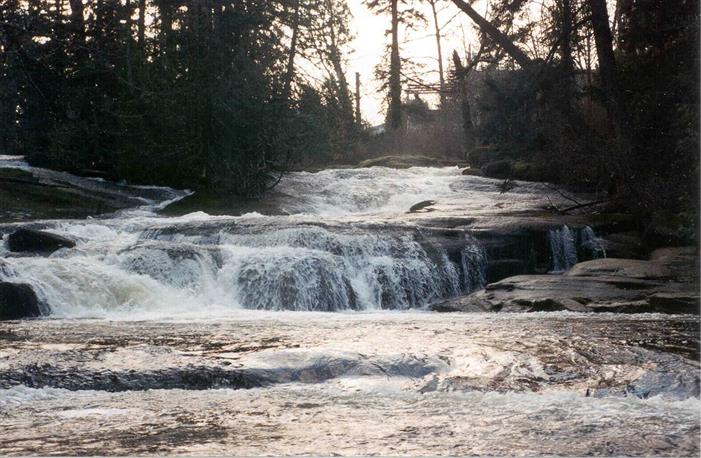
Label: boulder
xmin=481 ymin=160 xmax=512 ymax=179
xmin=598 ymin=232 xmax=645 ymax=259
xmin=7 ymin=228 xmax=75 ymax=254
xmin=461 ymin=168 xmax=484 ymax=177
xmin=436 ymin=253 xmax=699 ymax=315
xmin=0 ymin=282 xmax=41 ymax=320
xmin=467 ymin=146 xmax=500 ymax=167
xmin=486 ymin=258 xmax=527 ymax=283
xmin=566 ymin=258 xmax=673 ymax=280
xmin=408 ymin=200 xmax=436 ymax=213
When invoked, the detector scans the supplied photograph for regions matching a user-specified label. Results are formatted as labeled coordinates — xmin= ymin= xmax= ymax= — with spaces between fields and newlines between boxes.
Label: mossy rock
xmin=467 ymin=146 xmax=501 ymax=167
xmin=0 ymin=169 xmax=124 ymax=222
xmin=356 ymin=155 xmax=459 ymax=169
xmin=461 ymin=167 xmax=484 ymax=177
xmin=160 ymin=190 xmax=286 ymax=217
xmin=481 ymin=160 xmax=512 ymax=179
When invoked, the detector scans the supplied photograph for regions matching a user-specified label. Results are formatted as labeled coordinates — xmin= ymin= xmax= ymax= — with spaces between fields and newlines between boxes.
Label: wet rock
xmin=437 ymin=247 xmax=699 ymax=314
xmin=409 ymin=200 xmax=436 ymax=213
xmin=650 ymin=246 xmax=699 ymax=283
xmin=461 ymin=167 xmax=484 ymax=176
xmin=481 ymin=160 xmax=512 ymax=179
xmin=486 ymin=258 xmax=527 ymax=283
xmin=0 ymin=282 xmax=41 ymax=320
xmin=599 ymin=231 xmax=645 ymax=259
xmin=467 ymin=146 xmax=500 ymax=167
xmin=647 ymin=293 xmax=700 ymax=314
xmin=7 ymin=228 xmax=75 ymax=254
xmin=566 ymin=258 xmax=673 ymax=280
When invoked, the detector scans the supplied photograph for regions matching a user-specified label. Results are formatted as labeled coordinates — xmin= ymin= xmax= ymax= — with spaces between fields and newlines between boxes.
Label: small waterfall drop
xmin=1 ymin=222 xmax=488 ymax=315
xmin=579 ymin=225 xmax=607 ymax=259
xmin=1 ymin=163 xmax=596 ymax=318
xmin=548 ymin=225 xmax=605 ymax=273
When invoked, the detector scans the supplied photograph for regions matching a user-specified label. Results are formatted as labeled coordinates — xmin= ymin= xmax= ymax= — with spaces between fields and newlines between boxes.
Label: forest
xmin=1 ymin=2 xmax=700 ymax=454
xmin=1 ymin=0 xmax=698 ymax=229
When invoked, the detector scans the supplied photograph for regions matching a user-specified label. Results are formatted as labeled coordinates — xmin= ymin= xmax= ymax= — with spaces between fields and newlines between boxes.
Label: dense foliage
xmin=1 ymin=0 xmax=697 ymax=221
xmin=447 ymin=0 xmax=698 ymax=219
xmin=0 ymin=0 xmax=356 ymax=195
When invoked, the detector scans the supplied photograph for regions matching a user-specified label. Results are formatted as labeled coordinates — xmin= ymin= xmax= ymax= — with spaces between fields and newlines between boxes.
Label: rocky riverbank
xmin=432 ymin=247 xmax=699 ymax=314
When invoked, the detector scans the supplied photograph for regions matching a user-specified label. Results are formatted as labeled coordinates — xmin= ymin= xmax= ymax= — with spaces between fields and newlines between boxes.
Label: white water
xmin=0 ymin=159 xmax=696 ymax=456
xmin=1 ymin=159 xmax=600 ymax=318
xmin=548 ymin=224 xmax=606 ymax=273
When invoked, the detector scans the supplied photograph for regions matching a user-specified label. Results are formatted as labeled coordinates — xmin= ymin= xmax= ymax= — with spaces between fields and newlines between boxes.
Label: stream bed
xmin=0 ymin=158 xmax=698 ymax=455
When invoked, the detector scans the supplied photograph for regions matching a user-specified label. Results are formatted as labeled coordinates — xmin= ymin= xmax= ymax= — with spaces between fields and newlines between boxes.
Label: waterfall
xmin=0 ymin=222 xmax=488 ymax=316
xmin=549 ymin=225 xmax=578 ymax=272
xmin=1 ymin=162 xmax=598 ymax=318
xmin=579 ymin=225 xmax=607 ymax=259
xmin=548 ymin=225 xmax=605 ymax=273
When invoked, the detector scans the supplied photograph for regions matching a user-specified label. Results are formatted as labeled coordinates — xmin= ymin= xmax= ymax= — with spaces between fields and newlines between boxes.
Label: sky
xmin=344 ymin=1 xmax=486 ymax=125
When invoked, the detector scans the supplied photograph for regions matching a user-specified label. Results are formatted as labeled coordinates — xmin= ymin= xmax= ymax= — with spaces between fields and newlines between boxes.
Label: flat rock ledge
xmin=433 ymin=247 xmax=699 ymax=314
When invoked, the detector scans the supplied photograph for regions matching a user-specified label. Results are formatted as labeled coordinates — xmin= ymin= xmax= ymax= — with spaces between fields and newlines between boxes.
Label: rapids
xmin=0 ymin=157 xmax=697 ymax=456
xmin=0 ymin=157 xmax=600 ymax=316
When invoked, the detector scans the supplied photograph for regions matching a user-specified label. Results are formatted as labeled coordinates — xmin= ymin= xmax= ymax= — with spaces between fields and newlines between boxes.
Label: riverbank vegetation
xmin=1 ymin=0 xmax=697 ymax=234
xmin=1 ymin=0 xmax=359 ymax=196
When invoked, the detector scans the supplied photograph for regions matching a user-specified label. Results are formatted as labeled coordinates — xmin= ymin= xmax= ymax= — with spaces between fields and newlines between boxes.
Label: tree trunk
xmin=124 ymin=0 xmax=134 ymax=87
xmin=388 ymin=0 xmax=402 ymax=130
xmin=452 ymin=51 xmax=476 ymax=153
xmin=282 ymin=0 xmax=300 ymax=105
xmin=429 ymin=0 xmax=446 ymax=109
xmin=560 ymin=0 xmax=574 ymax=73
xmin=355 ymin=72 xmax=362 ymax=127
xmin=450 ymin=0 xmax=533 ymax=69
xmin=588 ymin=0 xmax=630 ymax=150
xmin=68 ymin=0 xmax=87 ymax=60
xmin=137 ymin=0 xmax=146 ymax=51
xmin=156 ymin=0 xmax=173 ymax=62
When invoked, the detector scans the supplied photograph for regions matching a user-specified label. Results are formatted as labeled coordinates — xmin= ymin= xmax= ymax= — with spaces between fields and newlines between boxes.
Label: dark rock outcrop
xmin=467 ymin=146 xmax=500 ymax=167
xmin=7 ymin=228 xmax=75 ymax=254
xmin=0 ymin=282 xmax=41 ymax=319
xmin=461 ymin=167 xmax=484 ymax=177
xmin=481 ymin=160 xmax=512 ymax=179
xmin=409 ymin=200 xmax=436 ymax=213
xmin=434 ymin=248 xmax=700 ymax=314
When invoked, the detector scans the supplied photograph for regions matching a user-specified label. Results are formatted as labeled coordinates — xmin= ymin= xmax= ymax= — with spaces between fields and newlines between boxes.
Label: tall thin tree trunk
xmin=588 ymin=0 xmax=629 ymax=149
xmin=429 ymin=0 xmax=446 ymax=110
xmin=68 ymin=0 xmax=87 ymax=60
xmin=355 ymin=72 xmax=361 ymax=128
xmin=560 ymin=0 xmax=574 ymax=73
xmin=125 ymin=0 xmax=134 ymax=87
xmin=137 ymin=0 xmax=146 ymax=51
xmin=388 ymin=0 xmax=402 ymax=130
xmin=282 ymin=0 xmax=300 ymax=105
xmin=156 ymin=0 xmax=173 ymax=63
xmin=452 ymin=51 xmax=476 ymax=153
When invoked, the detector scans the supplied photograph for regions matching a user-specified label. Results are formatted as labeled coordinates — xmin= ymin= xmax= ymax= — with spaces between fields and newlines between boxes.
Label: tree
xmin=0 ymin=0 xmax=359 ymax=195
xmin=428 ymin=0 xmax=446 ymax=109
xmin=587 ymin=0 xmax=630 ymax=152
xmin=365 ymin=0 xmax=424 ymax=130
xmin=449 ymin=0 xmax=533 ymax=68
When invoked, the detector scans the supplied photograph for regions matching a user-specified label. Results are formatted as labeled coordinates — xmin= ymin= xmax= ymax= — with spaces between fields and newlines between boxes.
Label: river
xmin=0 ymin=157 xmax=698 ymax=455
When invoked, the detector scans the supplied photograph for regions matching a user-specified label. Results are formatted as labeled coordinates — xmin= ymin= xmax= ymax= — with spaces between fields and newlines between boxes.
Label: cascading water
xmin=0 ymin=223 xmax=487 ymax=315
xmin=548 ymin=225 xmax=605 ymax=273
xmin=548 ymin=226 xmax=578 ymax=273
xmin=1 ymin=158 xmax=598 ymax=317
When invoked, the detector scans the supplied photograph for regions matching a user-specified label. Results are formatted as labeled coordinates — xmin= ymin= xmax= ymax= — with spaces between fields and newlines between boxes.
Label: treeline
xmin=452 ymin=0 xmax=699 ymax=220
xmin=373 ymin=0 xmax=698 ymax=221
xmin=0 ymin=0 xmax=358 ymax=195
